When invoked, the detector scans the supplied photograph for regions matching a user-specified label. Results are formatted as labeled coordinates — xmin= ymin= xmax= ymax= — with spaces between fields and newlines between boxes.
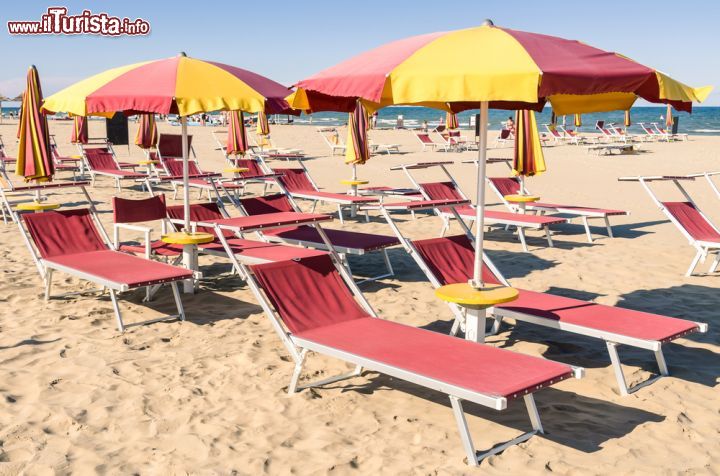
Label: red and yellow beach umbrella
xmin=16 ymin=66 xmax=53 ymax=183
xmin=226 ymin=110 xmax=248 ymax=156
xmin=345 ymin=102 xmax=370 ymax=177
xmin=71 ymin=115 xmax=88 ymax=144
xmin=42 ymin=53 xmax=294 ymax=232
xmin=446 ymin=111 xmax=459 ymax=129
xmin=513 ymin=110 xmax=546 ymax=177
xmin=134 ymin=113 xmax=158 ymax=149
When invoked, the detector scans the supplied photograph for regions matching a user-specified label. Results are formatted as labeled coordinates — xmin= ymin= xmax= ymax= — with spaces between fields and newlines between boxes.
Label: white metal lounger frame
xmin=482 ymin=170 xmax=627 ymax=243
xmin=317 ymin=127 xmax=346 ymax=156
xmin=16 ymin=200 xmax=185 ymax=332
xmin=0 ymin=178 xmax=92 ymax=224
xmin=236 ymin=249 xmax=581 ymax=466
xmin=621 ymin=175 xmax=720 ymax=276
xmin=378 ymin=198 xmax=707 ymax=396
xmin=231 ymin=194 xmax=395 ymax=284
xmin=393 ymin=161 xmax=556 ymax=251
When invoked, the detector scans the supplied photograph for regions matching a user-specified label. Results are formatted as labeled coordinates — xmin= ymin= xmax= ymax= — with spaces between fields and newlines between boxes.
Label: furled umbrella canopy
xmin=345 ymin=102 xmax=370 ymax=171
xmin=624 ymin=110 xmax=632 ymax=128
xmin=513 ymin=110 xmax=546 ymax=177
xmin=71 ymin=115 xmax=88 ymax=144
xmin=16 ymin=66 xmax=53 ymax=183
xmin=226 ymin=110 xmax=248 ymax=156
xmin=446 ymin=111 xmax=459 ymax=129
xmin=135 ymin=113 xmax=158 ymax=149
xmin=574 ymin=113 xmax=582 ymax=128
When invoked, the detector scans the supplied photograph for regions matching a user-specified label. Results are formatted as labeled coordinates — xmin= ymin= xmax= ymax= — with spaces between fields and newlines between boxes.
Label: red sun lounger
xmin=621 ymin=175 xmax=720 ymax=276
xmin=238 ymin=193 xmax=399 ymax=282
xmin=18 ymin=208 xmax=190 ymax=332
xmin=393 ymin=226 xmax=706 ymax=395
xmin=84 ymin=150 xmax=148 ymax=191
xmin=242 ymin=253 xmax=581 ymax=466
xmin=487 ymin=176 xmax=628 ymax=242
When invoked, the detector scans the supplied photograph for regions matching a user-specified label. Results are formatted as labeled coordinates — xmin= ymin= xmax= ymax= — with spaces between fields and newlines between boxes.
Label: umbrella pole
xmin=471 ymin=101 xmax=489 ymax=288
xmin=181 ymin=116 xmax=190 ymax=232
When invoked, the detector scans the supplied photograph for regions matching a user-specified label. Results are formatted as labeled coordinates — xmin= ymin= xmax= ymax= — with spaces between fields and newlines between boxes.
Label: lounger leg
xmin=489 ymin=314 xmax=502 ymax=335
xmin=171 ymin=282 xmax=185 ymax=322
xmin=109 ymin=289 xmax=125 ymax=333
xmin=288 ymin=349 xmax=309 ymax=394
xmin=709 ymin=253 xmax=720 ymax=274
xmin=654 ymin=346 xmax=669 ymax=376
xmin=517 ymin=228 xmax=528 ymax=252
xmin=449 ymin=396 xmax=479 ymax=467
xmin=44 ymin=268 xmax=53 ymax=300
xmin=582 ymin=216 xmax=593 ymax=242
xmin=604 ymin=216 xmax=614 ymax=238
xmin=686 ymin=250 xmax=704 ymax=277
xmin=440 ymin=217 xmax=450 ymax=237
xmin=606 ymin=341 xmax=629 ymax=396
xmin=382 ymin=249 xmax=394 ymax=277
xmin=544 ymin=226 xmax=554 ymax=247
xmin=337 ymin=204 xmax=345 ymax=224
xmin=524 ymin=394 xmax=544 ymax=433
xmin=115 ymin=178 xmax=121 ymax=192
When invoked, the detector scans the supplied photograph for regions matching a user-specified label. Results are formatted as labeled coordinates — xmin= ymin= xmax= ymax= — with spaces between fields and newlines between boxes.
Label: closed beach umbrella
xmin=624 ymin=110 xmax=632 ymax=127
xmin=345 ymin=101 xmax=370 ymax=179
xmin=574 ymin=113 xmax=582 ymax=128
xmin=226 ymin=110 xmax=248 ymax=156
xmin=446 ymin=111 xmax=459 ymax=129
xmin=42 ymin=53 xmax=294 ymax=232
xmin=513 ymin=110 xmax=546 ymax=177
xmin=256 ymin=110 xmax=270 ymax=135
xmin=288 ymin=21 xmax=711 ymax=292
xmin=550 ymin=111 xmax=557 ymax=126
xmin=17 ymin=66 xmax=53 ymax=183
xmin=71 ymin=115 xmax=88 ymax=144
xmin=16 ymin=93 xmax=24 ymax=139
xmin=134 ymin=113 xmax=158 ymax=149
xmin=666 ymin=104 xmax=673 ymax=128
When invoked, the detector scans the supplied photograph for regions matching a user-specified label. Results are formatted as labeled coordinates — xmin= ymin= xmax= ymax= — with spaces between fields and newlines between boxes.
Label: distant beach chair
xmin=83 ymin=149 xmax=148 ymax=191
xmin=241 ymin=252 xmax=581 ymax=466
xmin=369 ymin=139 xmax=401 ymax=154
xmin=317 ymin=127 xmax=346 ymax=155
xmin=250 ymin=133 xmax=303 ymax=156
xmin=651 ymin=121 xmax=688 ymax=142
xmin=18 ymin=207 xmax=189 ymax=332
xmin=638 ymin=123 xmax=663 ymax=141
xmin=621 ymin=175 xmax=720 ymax=276
xmin=237 ymin=193 xmax=399 ymax=283
xmin=556 ymin=125 xmax=592 ymax=144
xmin=393 ymin=162 xmax=567 ymax=251
xmin=376 ymin=207 xmax=707 ymax=395
xmin=494 ymin=128 xmax=514 ymax=147
xmin=595 ymin=120 xmax=627 ymax=143
xmin=486 ymin=176 xmax=628 ymax=242
xmin=0 ymin=135 xmax=16 ymax=171
xmin=543 ymin=124 xmax=573 ymax=145
xmin=414 ymin=132 xmax=448 ymax=152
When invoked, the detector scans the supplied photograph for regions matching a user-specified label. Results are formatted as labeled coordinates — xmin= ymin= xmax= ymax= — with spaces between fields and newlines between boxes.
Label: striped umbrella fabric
xmin=289 ymin=23 xmax=710 ymax=115
xmin=71 ymin=115 xmax=88 ymax=144
xmin=446 ymin=111 xmax=459 ymax=129
xmin=624 ymin=110 xmax=632 ymax=127
xmin=226 ymin=110 xmax=248 ymax=156
xmin=666 ymin=104 xmax=674 ymax=128
xmin=513 ymin=110 xmax=546 ymax=177
xmin=345 ymin=102 xmax=370 ymax=166
xmin=17 ymin=66 xmax=53 ymax=183
xmin=256 ymin=110 xmax=270 ymax=136
xmin=574 ymin=114 xmax=582 ymax=128
xmin=550 ymin=111 xmax=557 ymax=126
xmin=134 ymin=113 xmax=158 ymax=149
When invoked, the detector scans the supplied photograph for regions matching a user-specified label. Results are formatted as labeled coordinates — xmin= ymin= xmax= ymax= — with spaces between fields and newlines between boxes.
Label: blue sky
xmin=1 ymin=1 xmax=718 ymax=104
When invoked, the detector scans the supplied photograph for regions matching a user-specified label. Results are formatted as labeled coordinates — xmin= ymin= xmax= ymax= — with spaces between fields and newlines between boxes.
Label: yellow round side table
xmin=161 ymin=232 xmax=214 ymax=293
xmin=436 ymin=283 xmax=519 ymax=342
xmin=504 ymin=194 xmax=540 ymax=214
xmin=17 ymin=202 xmax=61 ymax=213
xmin=340 ymin=179 xmax=369 ymax=218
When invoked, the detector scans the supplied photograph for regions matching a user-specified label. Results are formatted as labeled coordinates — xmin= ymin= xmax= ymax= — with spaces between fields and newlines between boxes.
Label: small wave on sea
xmin=692 ymin=129 xmax=720 ymax=133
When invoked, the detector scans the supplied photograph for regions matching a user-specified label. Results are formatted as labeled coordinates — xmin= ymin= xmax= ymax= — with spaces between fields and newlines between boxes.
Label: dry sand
xmin=0 ymin=119 xmax=718 ymax=475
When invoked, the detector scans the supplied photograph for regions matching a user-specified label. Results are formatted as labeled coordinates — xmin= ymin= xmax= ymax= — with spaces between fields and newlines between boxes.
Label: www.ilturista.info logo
xmin=7 ymin=7 xmax=150 ymax=36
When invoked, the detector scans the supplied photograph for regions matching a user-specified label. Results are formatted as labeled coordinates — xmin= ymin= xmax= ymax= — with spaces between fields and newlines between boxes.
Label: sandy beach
xmin=0 ymin=120 xmax=718 ymax=474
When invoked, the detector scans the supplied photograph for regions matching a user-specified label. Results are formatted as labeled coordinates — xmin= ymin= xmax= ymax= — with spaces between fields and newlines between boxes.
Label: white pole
xmin=471 ymin=101 xmax=489 ymax=288
xmin=181 ymin=116 xmax=190 ymax=232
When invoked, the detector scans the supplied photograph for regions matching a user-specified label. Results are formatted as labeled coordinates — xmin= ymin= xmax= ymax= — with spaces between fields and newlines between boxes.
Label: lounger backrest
xmin=662 ymin=201 xmax=720 ymax=242
xmin=158 ymin=134 xmax=192 ymax=159
xmin=275 ymin=168 xmax=316 ymax=192
xmin=240 ymin=193 xmax=295 ymax=215
xmin=166 ymin=202 xmax=231 ymax=237
xmin=86 ymin=151 xmax=118 ymax=171
xmin=413 ymin=235 xmax=502 ymax=286
xmin=83 ymin=147 xmax=111 ymax=159
xmin=113 ymin=195 xmax=166 ymax=224
xmin=251 ymin=254 xmax=370 ymax=334
xmin=488 ymin=177 xmax=521 ymax=196
xmin=162 ymin=158 xmax=202 ymax=176
xmin=416 ymin=133 xmax=433 ymax=144
xmin=233 ymin=158 xmax=264 ymax=176
xmin=23 ymin=209 xmax=107 ymax=259
xmin=419 ymin=182 xmax=464 ymax=201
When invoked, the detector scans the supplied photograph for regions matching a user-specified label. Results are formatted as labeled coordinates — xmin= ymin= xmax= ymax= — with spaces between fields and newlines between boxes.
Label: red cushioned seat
xmin=120 ymin=240 xmax=183 ymax=257
xmin=296 ymin=317 xmax=573 ymax=399
xmin=532 ymin=202 xmax=627 ymax=216
xmin=264 ymin=226 xmax=399 ymax=252
xmin=274 ymin=168 xmax=378 ymax=203
xmin=200 ymin=238 xmax=327 ymax=261
xmin=46 ymin=250 xmax=192 ymax=288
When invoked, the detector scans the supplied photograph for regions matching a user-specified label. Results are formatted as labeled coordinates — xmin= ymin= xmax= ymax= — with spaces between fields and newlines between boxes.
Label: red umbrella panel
xmin=134 ymin=113 xmax=158 ymax=149
xmin=226 ymin=110 xmax=248 ymax=156
xmin=71 ymin=115 xmax=88 ymax=144
xmin=16 ymin=66 xmax=53 ymax=182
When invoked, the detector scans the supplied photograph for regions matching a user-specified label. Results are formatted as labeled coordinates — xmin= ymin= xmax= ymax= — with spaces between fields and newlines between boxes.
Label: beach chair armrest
xmin=113 ymin=223 xmax=153 ymax=257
